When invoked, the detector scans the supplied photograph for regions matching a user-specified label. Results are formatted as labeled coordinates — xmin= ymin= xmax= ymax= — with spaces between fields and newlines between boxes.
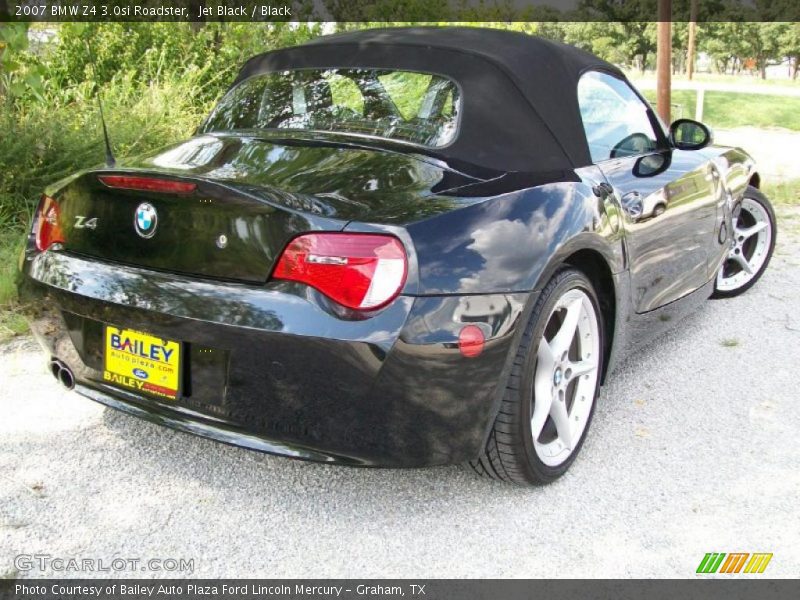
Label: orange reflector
xmin=458 ymin=325 xmax=485 ymax=358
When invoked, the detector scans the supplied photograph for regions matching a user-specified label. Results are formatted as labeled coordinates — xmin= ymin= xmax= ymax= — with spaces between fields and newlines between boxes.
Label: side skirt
xmin=605 ymin=275 xmax=715 ymax=377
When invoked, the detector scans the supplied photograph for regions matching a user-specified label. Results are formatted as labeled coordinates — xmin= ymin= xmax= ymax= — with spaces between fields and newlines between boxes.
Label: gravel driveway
xmin=1 ymin=208 xmax=799 ymax=579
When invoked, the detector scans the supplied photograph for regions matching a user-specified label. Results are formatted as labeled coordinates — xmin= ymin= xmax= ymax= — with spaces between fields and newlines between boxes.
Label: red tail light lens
xmin=273 ymin=233 xmax=408 ymax=310
xmin=34 ymin=195 xmax=65 ymax=252
xmin=98 ymin=175 xmax=196 ymax=194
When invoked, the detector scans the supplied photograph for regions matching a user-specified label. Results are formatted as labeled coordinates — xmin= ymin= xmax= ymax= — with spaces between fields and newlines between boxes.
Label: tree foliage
xmin=0 ymin=23 xmax=45 ymax=102
xmin=41 ymin=22 xmax=322 ymax=104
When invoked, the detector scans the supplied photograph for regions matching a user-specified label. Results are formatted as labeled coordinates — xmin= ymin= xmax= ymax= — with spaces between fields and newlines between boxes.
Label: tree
xmin=778 ymin=23 xmax=800 ymax=80
xmin=562 ymin=21 xmax=656 ymax=71
xmin=574 ymin=2 xmax=659 ymax=71
xmin=699 ymin=22 xmax=744 ymax=74
xmin=685 ymin=0 xmax=698 ymax=79
xmin=740 ymin=22 xmax=788 ymax=79
xmin=672 ymin=21 xmax=689 ymax=74
xmin=320 ymin=0 xmax=456 ymax=21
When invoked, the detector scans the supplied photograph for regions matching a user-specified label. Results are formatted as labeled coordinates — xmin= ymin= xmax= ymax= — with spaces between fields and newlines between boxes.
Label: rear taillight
xmin=34 ymin=195 xmax=65 ymax=252
xmin=98 ymin=175 xmax=196 ymax=194
xmin=273 ymin=233 xmax=408 ymax=310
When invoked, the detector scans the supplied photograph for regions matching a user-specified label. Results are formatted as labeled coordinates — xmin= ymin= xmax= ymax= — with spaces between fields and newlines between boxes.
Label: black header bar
xmin=1 ymin=0 xmax=799 ymax=23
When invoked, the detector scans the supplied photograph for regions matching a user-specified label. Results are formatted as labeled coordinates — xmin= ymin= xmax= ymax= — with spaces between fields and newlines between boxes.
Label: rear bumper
xmin=20 ymin=249 xmax=531 ymax=467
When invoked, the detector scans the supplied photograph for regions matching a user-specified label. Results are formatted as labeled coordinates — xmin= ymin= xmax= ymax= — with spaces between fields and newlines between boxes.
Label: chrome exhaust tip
xmin=49 ymin=358 xmax=62 ymax=380
xmin=58 ymin=366 xmax=75 ymax=390
xmin=49 ymin=358 xmax=76 ymax=391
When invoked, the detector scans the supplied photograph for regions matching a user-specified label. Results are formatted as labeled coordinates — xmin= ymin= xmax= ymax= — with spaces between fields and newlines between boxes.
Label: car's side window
xmin=578 ymin=71 xmax=660 ymax=163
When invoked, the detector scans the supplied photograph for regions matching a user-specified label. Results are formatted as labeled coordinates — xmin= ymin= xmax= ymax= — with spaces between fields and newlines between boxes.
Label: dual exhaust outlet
xmin=49 ymin=358 xmax=75 ymax=390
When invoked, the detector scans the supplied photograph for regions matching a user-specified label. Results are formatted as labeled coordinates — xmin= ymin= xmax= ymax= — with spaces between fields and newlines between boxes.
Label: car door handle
xmin=592 ymin=182 xmax=614 ymax=198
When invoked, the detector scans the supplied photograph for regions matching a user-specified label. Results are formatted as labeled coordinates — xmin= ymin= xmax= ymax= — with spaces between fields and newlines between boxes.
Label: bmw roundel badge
xmin=134 ymin=203 xmax=158 ymax=238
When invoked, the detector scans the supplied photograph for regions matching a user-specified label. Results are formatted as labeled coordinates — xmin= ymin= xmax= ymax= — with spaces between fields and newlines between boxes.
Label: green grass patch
xmin=0 ymin=309 xmax=28 ymax=342
xmin=642 ymin=89 xmax=697 ymax=120
xmin=0 ymin=229 xmax=28 ymax=343
xmin=764 ymin=180 xmax=800 ymax=206
xmin=0 ymin=214 xmax=24 ymax=307
xmin=703 ymin=92 xmax=800 ymax=131
xmin=642 ymin=89 xmax=698 ymax=121
xmin=642 ymin=89 xmax=800 ymax=131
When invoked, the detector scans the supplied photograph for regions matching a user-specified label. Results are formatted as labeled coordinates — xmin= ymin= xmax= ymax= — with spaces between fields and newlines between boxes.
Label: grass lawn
xmin=642 ymin=89 xmax=800 ymax=131
xmin=764 ymin=179 xmax=800 ymax=205
xmin=642 ymin=89 xmax=698 ymax=120
xmin=0 ymin=230 xmax=28 ymax=343
xmin=679 ymin=73 xmax=800 ymax=88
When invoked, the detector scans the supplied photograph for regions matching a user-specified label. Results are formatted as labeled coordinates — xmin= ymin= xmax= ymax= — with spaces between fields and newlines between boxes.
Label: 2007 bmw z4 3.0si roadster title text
xmin=19 ymin=27 xmax=776 ymax=485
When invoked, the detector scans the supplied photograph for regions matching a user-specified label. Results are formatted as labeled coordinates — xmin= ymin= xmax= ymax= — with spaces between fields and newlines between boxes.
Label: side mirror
xmin=669 ymin=118 xmax=713 ymax=150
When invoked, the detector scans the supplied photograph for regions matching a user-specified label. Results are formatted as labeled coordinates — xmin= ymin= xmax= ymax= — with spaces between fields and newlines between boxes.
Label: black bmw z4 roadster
xmin=19 ymin=28 xmax=776 ymax=484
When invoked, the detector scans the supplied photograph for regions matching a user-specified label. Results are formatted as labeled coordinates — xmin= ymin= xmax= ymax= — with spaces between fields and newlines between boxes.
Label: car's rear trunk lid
xmin=54 ymin=170 xmax=346 ymax=284
xmin=50 ymin=133 xmax=485 ymax=284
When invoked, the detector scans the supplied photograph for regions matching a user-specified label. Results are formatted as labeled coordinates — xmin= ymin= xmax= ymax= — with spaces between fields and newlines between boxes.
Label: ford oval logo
xmin=134 ymin=203 xmax=158 ymax=238
xmin=132 ymin=368 xmax=149 ymax=380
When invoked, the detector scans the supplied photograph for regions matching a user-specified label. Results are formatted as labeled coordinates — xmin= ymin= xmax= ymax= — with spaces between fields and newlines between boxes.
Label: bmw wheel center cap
xmin=135 ymin=203 xmax=158 ymax=238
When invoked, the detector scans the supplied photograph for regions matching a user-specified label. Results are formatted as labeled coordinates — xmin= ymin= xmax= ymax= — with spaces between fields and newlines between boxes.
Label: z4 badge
xmin=74 ymin=216 xmax=98 ymax=229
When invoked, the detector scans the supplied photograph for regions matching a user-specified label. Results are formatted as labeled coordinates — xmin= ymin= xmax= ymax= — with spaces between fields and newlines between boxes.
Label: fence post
xmin=695 ymin=86 xmax=705 ymax=122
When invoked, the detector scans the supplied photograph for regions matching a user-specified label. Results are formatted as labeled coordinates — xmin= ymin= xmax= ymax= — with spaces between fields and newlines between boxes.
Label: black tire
xmin=468 ymin=267 xmax=604 ymax=485
xmin=712 ymin=185 xmax=777 ymax=299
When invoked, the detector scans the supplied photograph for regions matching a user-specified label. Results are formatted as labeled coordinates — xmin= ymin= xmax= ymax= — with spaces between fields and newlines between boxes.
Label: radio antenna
xmin=85 ymin=40 xmax=116 ymax=168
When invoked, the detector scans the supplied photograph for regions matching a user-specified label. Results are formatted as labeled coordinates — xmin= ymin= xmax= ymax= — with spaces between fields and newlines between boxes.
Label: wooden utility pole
xmin=656 ymin=0 xmax=672 ymax=124
xmin=686 ymin=0 xmax=698 ymax=80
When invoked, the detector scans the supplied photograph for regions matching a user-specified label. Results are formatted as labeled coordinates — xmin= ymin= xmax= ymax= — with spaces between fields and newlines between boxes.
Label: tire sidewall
xmin=518 ymin=269 xmax=605 ymax=482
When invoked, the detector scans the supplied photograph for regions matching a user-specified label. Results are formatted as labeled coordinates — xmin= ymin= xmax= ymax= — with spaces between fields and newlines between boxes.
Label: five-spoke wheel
xmin=470 ymin=268 xmax=603 ymax=484
xmin=532 ymin=288 xmax=600 ymax=467
xmin=714 ymin=186 xmax=776 ymax=298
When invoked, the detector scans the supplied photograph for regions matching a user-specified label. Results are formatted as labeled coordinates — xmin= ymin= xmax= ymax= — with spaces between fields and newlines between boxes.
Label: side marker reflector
xmin=458 ymin=325 xmax=485 ymax=358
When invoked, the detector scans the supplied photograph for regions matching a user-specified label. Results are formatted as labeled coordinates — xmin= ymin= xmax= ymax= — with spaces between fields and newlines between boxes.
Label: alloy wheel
xmin=717 ymin=197 xmax=773 ymax=292
xmin=531 ymin=288 xmax=600 ymax=467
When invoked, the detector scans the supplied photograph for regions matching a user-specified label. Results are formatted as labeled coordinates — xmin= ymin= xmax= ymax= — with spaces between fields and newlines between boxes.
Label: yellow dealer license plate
xmin=103 ymin=326 xmax=181 ymax=400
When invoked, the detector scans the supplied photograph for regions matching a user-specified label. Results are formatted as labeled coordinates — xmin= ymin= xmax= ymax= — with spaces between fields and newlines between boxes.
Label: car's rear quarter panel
xmin=407 ymin=173 xmax=625 ymax=295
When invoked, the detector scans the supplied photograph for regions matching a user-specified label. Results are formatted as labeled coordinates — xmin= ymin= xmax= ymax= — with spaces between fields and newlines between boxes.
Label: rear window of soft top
xmin=201 ymin=68 xmax=461 ymax=148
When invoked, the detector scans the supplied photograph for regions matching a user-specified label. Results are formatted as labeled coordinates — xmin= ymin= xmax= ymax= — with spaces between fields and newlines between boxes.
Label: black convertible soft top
xmin=232 ymin=27 xmax=626 ymax=174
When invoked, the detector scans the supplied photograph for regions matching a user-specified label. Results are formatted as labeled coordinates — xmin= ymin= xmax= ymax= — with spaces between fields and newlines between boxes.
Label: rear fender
xmin=407 ymin=173 xmax=624 ymax=296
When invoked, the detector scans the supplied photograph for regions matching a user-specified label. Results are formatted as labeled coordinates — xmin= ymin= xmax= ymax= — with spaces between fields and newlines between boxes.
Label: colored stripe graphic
xmin=744 ymin=553 xmax=773 ymax=574
xmin=697 ymin=552 xmax=773 ymax=574
xmin=719 ymin=553 xmax=749 ymax=573
xmin=697 ymin=553 xmax=726 ymax=573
